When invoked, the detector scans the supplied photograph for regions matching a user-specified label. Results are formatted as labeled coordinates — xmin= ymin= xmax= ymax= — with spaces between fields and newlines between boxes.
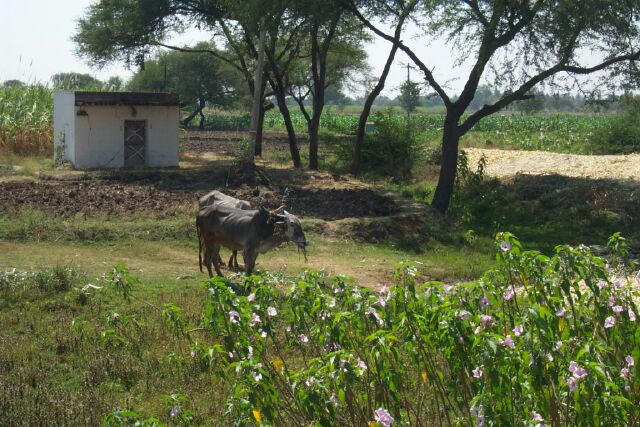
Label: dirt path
xmin=465 ymin=148 xmax=640 ymax=181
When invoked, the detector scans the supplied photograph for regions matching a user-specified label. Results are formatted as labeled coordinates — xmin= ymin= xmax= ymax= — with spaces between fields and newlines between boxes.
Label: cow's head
xmin=274 ymin=210 xmax=307 ymax=259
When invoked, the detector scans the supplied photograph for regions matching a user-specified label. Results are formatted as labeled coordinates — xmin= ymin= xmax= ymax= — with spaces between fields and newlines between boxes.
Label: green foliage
xmin=127 ymin=43 xmax=240 ymax=123
xmin=398 ymin=81 xmax=421 ymax=114
xmin=0 ymin=265 xmax=85 ymax=302
xmin=107 ymin=262 xmax=137 ymax=300
xmin=122 ymin=233 xmax=638 ymax=425
xmin=0 ymin=84 xmax=53 ymax=155
xmin=51 ymin=72 xmax=104 ymax=91
xmin=587 ymin=98 xmax=640 ymax=154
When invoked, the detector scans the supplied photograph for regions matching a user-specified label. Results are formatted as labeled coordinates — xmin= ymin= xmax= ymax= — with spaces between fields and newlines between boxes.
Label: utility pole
xmin=249 ymin=27 xmax=267 ymax=167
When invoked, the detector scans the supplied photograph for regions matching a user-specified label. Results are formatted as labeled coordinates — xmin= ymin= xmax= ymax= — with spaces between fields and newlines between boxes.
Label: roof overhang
xmin=73 ymin=91 xmax=179 ymax=107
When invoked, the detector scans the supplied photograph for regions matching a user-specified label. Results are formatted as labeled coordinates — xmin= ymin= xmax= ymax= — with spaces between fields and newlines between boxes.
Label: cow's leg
xmin=233 ymin=251 xmax=240 ymax=269
xmin=203 ymin=240 xmax=214 ymax=278
xmin=228 ymin=251 xmax=235 ymax=269
xmin=242 ymin=248 xmax=257 ymax=276
xmin=212 ymin=243 xmax=224 ymax=277
xmin=217 ymin=253 xmax=225 ymax=267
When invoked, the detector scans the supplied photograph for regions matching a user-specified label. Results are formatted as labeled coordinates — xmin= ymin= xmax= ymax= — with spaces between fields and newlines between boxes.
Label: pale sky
xmin=0 ymin=0 xmax=472 ymax=97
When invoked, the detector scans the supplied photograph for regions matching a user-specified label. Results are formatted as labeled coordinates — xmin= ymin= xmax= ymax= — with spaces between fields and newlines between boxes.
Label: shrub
xmin=114 ymin=233 xmax=639 ymax=425
xmin=359 ymin=111 xmax=419 ymax=180
xmin=587 ymin=98 xmax=640 ymax=154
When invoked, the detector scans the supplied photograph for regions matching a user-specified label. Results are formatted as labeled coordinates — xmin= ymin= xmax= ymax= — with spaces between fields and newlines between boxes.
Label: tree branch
xmin=346 ymin=1 xmax=452 ymax=108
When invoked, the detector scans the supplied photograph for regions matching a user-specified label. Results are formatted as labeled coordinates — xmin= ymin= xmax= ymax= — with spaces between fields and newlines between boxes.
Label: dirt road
xmin=465 ymin=148 xmax=640 ymax=181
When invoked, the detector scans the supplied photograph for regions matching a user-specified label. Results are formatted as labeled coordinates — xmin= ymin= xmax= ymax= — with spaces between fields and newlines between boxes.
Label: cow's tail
xmin=197 ymin=218 xmax=203 ymax=272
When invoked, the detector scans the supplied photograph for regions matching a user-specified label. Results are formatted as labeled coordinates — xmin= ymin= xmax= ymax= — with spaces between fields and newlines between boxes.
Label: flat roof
xmin=73 ymin=91 xmax=179 ymax=106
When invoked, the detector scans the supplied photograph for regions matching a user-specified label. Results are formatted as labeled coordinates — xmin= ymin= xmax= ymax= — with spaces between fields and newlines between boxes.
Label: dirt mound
xmin=0 ymin=180 xmax=399 ymax=220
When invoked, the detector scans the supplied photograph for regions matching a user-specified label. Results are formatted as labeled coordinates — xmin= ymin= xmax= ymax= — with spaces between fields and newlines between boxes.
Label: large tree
xmin=127 ymin=42 xmax=239 ymax=128
xmin=51 ymin=72 xmax=104 ymax=90
xmin=347 ymin=0 xmax=640 ymax=213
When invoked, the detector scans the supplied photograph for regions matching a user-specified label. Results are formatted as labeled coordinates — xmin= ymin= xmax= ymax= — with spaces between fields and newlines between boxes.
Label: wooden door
xmin=124 ymin=120 xmax=146 ymax=166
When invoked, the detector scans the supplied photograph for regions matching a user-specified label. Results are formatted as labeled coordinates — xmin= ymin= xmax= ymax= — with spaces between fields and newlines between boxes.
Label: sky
xmin=0 ymin=0 xmax=473 ymax=98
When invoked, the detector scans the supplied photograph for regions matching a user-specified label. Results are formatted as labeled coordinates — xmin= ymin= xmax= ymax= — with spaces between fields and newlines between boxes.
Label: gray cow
xmin=197 ymin=203 xmax=307 ymax=277
xmin=198 ymin=190 xmax=251 ymax=268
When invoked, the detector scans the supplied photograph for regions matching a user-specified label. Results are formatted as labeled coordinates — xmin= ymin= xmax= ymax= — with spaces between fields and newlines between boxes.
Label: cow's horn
xmin=272 ymin=205 xmax=286 ymax=214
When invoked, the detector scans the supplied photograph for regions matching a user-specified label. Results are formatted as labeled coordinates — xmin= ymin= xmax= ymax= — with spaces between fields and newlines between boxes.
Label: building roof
xmin=73 ymin=92 xmax=179 ymax=107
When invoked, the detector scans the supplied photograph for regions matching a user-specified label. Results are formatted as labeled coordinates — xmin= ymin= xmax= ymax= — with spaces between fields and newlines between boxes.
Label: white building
xmin=53 ymin=92 xmax=180 ymax=168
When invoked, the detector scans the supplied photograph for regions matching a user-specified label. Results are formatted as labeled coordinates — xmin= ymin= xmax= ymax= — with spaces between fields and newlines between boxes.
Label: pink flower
xmin=367 ymin=307 xmax=384 ymax=325
xmin=596 ymin=280 xmax=607 ymax=290
xmin=629 ymin=308 xmax=637 ymax=322
xmin=613 ymin=305 xmax=624 ymax=315
xmin=330 ymin=393 xmax=339 ymax=406
xmin=355 ymin=358 xmax=367 ymax=371
xmin=609 ymin=295 xmax=616 ymax=307
xmin=299 ymin=334 xmax=309 ymax=343
xmin=621 ymin=367 xmax=630 ymax=378
xmin=474 ymin=326 xmax=482 ymax=335
xmin=374 ymin=407 xmax=394 ymax=427
xmin=531 ymin=411 xmax=544 ymax=422
xmin=500 ymin=241 xmax=511 ymax=252
xmin=267 ymin=306 xmax=277 ymax=317
xmin=251 ymin=313 xmax=261 ymax=326
xmin=614 ymin=279 xmax=624 ymax=290
xmin=500 ymin=335 xmax=515 ymax=349
xmin=626 ymin=355 xmax=634 ymax=367
xmin=480 ymin=297 xmax=491 ymax=308
xmin=556 ymin=307 xmax=566 ymax=317
xmin=472 ymin=366 xmax=484 ymax=379
xmin=503 ymin=287 xmax=515 ymax=301
xmin=554 ymin=340 xmax=563 ymax=350
xmin=470 ymin=405 xmax=484 ymax=427
xmin=480 ymin=315 xmax=493 ymax=327
xmin=247 ymin=293 xmax=256 ymax=302
xmin=170 ymin=407 xmax=179 ymax=417
xmin=513 ymin=324 xmax=524 ymax=336
xmin=568 ymin=361 xmax=579 ymax=373
xmin=458 ymin=310 xmax=470 ymax=320
xmin=573 ymin=367 xmax=588 ymax=379
xmin=568 ymin=377 xmax=578 ymax=392
xmin=604 ymin=316 xmax=616 ymax=328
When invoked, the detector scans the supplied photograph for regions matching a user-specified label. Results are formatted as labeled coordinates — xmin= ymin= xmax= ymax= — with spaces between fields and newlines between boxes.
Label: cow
xmin=196 ymin=204 xmax=307 ymax=278
xmin=198 ymin=190 xmax=252 ymax=268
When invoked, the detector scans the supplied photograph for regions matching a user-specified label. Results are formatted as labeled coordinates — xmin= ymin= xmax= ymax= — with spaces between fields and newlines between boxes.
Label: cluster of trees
xmin=73 ymin=0 xmax=640 ymax=213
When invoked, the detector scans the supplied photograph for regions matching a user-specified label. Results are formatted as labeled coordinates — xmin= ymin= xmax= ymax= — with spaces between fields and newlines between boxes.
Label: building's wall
xmin=72 ymin=105 xmax=179 ymax=168
xmin=53 ymin=92 xmax=76 ymax=164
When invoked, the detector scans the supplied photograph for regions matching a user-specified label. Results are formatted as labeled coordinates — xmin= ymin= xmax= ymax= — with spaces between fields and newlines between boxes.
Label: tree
xmin=2 ymin=80 xmax=25 ymax=88
xmin=351 ymin=0 xmax=416 ymax=175
xmin=287 ymin=1 xmax=369 ymax=169
xmin=51 ymin=72 xmax=103 ymax=90
xmin=348 ymin=0 xmax=640 ymax=213
xmin=398 ymin=81 xmax=421 ymax=114
xmin=127 ymin=42 xmax=239 ymax=129
xmin=74 ymin=0 xmax=283 ymax=166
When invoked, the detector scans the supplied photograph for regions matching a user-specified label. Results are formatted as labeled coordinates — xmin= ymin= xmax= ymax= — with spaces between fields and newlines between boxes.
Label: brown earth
xmin=0 ymin=179 xmax=398 ymax=220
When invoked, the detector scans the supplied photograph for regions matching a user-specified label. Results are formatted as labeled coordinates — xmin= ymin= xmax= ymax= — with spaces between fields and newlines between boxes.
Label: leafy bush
xmin=587 ymin=99 xmax=640 ymax=154
xmin=0 ymin=266 xmax=85 ymax=301
xmin=358 ymin=111 xmax=419 ymax=180
xmin=114 ymin=233 xmax=639 ymax=426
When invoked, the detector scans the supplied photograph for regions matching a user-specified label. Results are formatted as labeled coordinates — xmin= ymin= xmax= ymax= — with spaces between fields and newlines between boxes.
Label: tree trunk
xmin=309 ymin=111 xmax=321 ymax=170
xmin=272 ymin=86 xmax=302 ymax=168
xmin=198 ymin=97 xmax=206 ymax=130
xmin=255 ymin=102 xmax=265 ymax=156
xmin=431 ymin=114 xmax=461 ymax=214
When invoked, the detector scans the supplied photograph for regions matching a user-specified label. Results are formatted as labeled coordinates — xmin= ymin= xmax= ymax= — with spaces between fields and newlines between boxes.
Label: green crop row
xmin=0 ymin=85 xmax=53 ymax=155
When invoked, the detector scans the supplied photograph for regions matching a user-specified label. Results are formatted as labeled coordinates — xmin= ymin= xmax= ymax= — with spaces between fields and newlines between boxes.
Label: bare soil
xmin=466 ymin=147 xmax=640 ymax=181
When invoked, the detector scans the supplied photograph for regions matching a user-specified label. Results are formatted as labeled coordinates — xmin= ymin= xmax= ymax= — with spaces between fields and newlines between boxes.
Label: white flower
xmin=299 ymin=334 xmax=309 ymax=343
xmin=252 ymin=371 xmax=262 ymax=382
xmin=247 ymin=293 xmax=256 ymax=302
xmin=472 ymin=366 xmax=484 ymax=379
xmin=629 ymin=308 xmax=637 ymax=322
xmin=531 ymin=411 xmax=544 ymax=422
xmin=229 ymin=310 xmax=240 ymax=324
xmin=251 ymin=313 xmax=261 ymax=326
xmin=267 ymin=306 xmax=277 ymax=317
